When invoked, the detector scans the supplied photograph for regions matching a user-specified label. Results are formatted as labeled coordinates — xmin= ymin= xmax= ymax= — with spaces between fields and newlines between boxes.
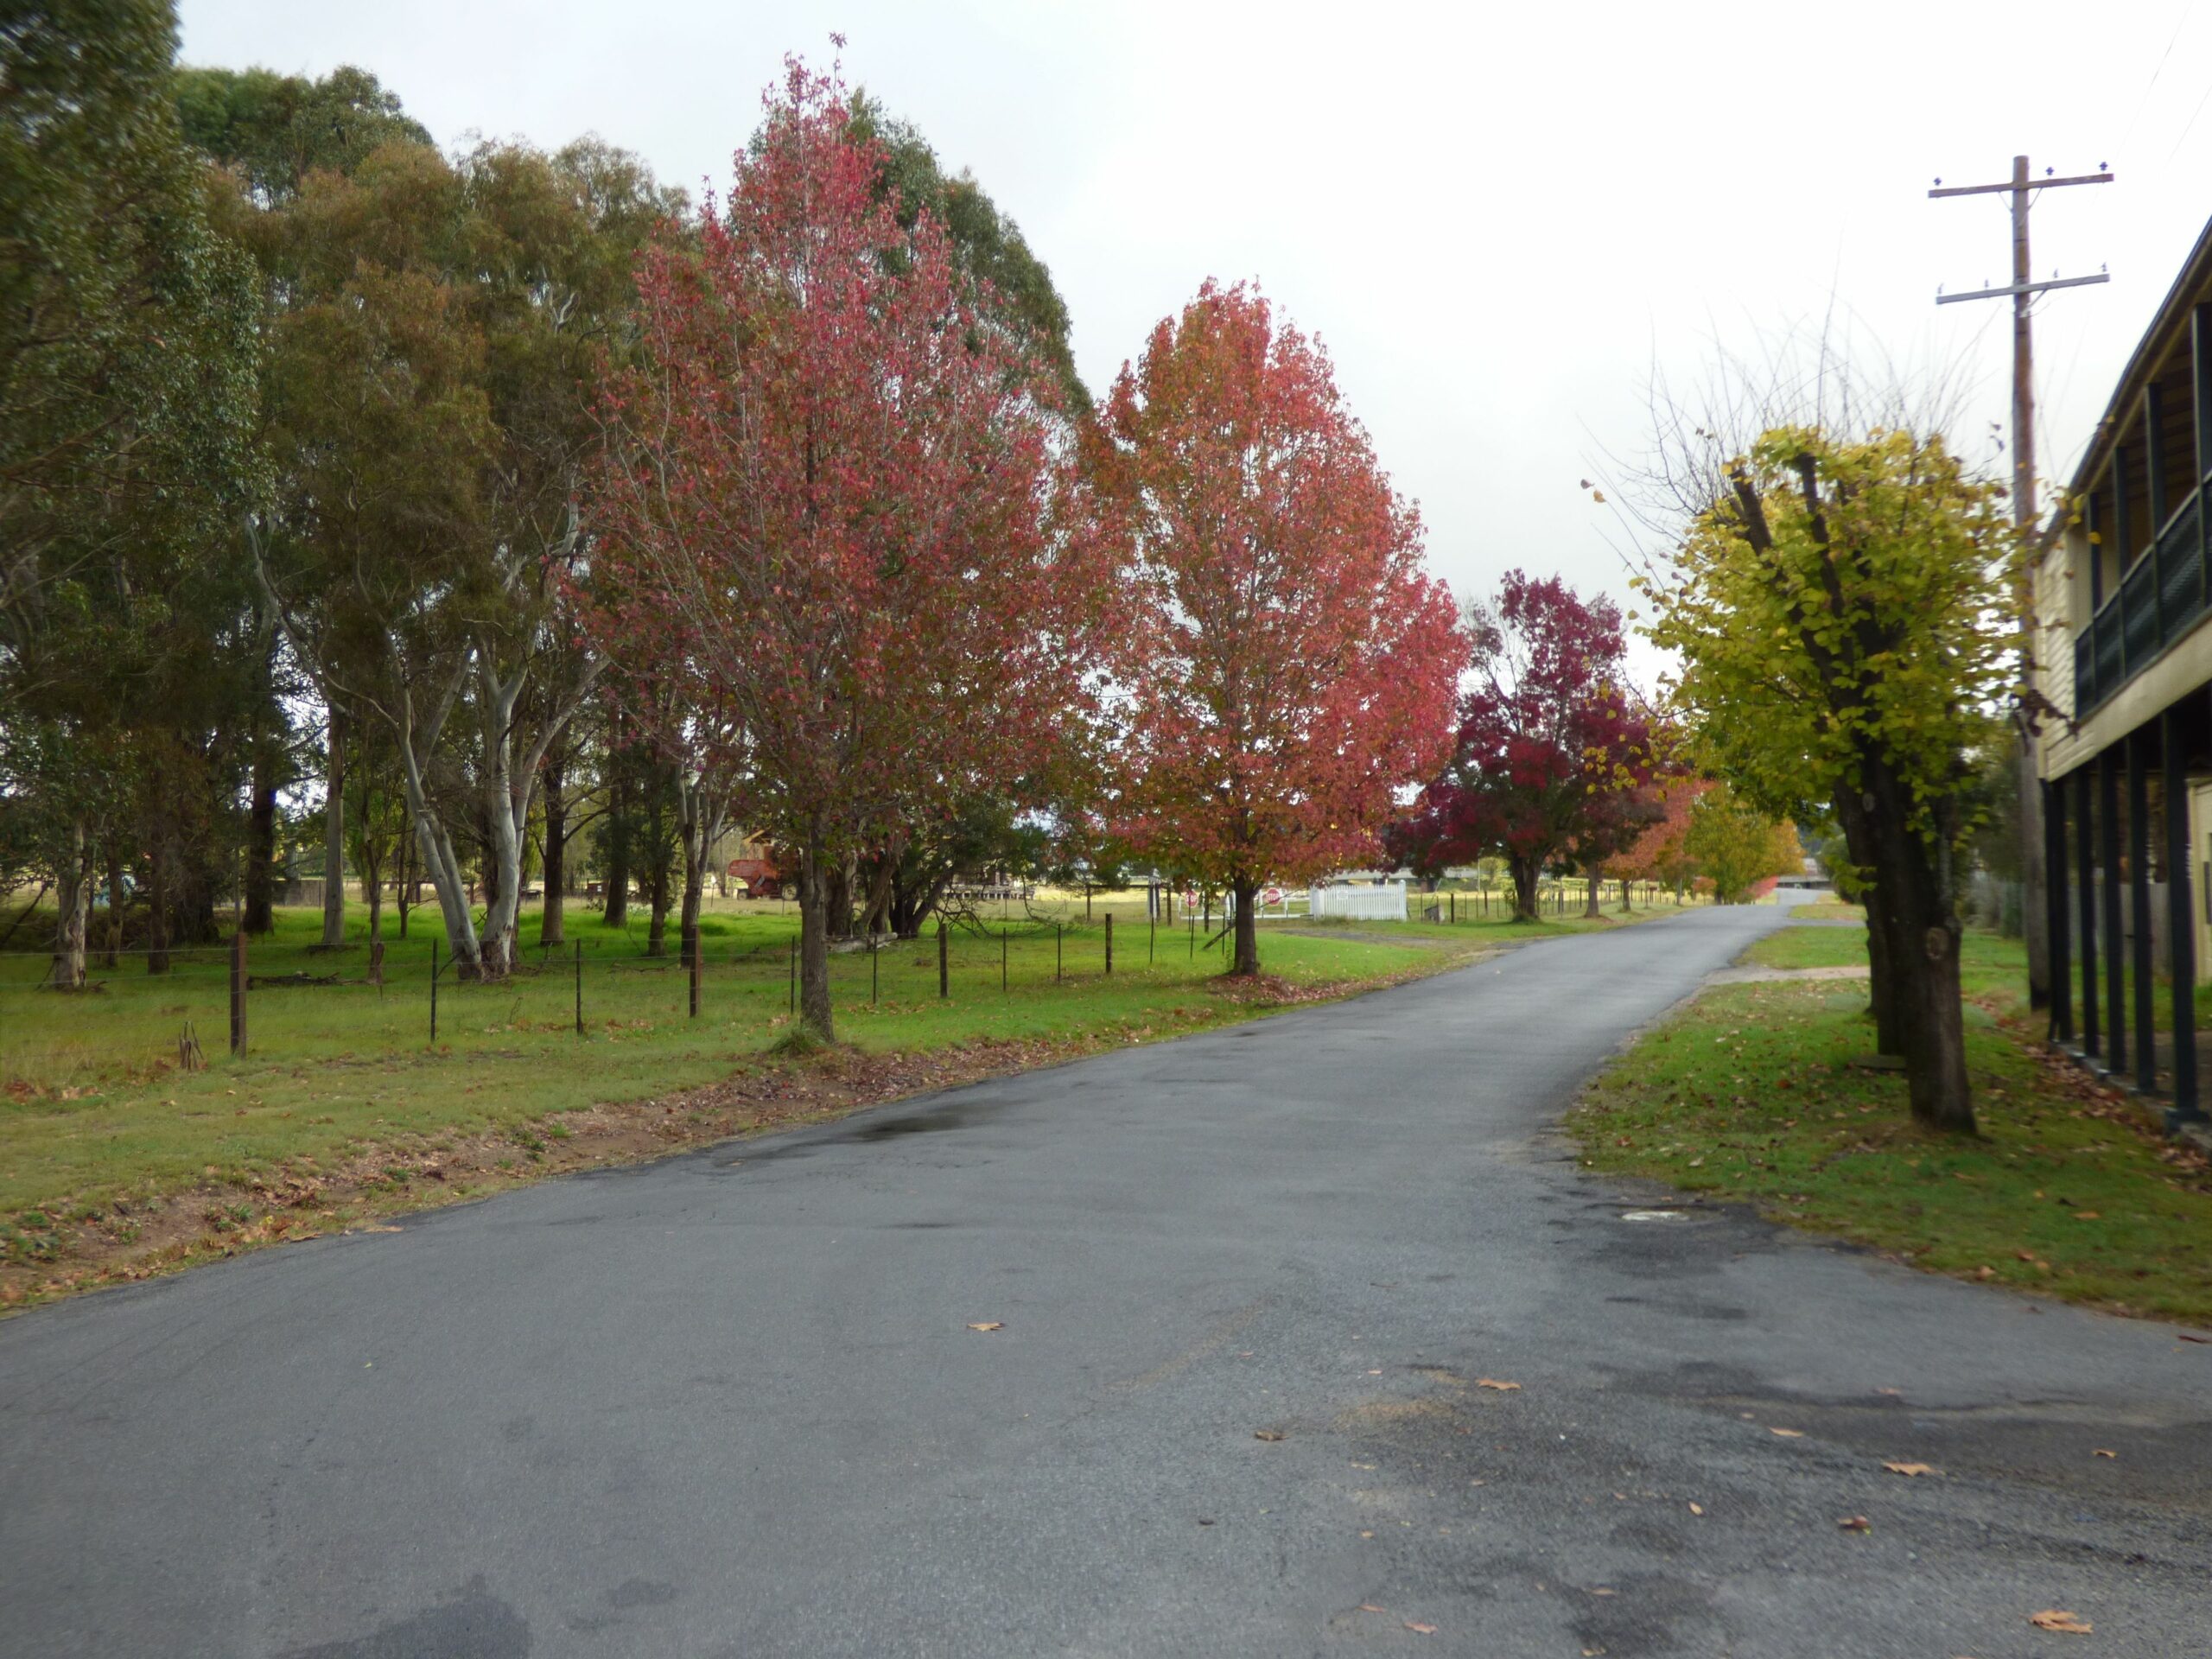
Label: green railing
xmin=2075 ymin=489 xmax=2206 ymax=715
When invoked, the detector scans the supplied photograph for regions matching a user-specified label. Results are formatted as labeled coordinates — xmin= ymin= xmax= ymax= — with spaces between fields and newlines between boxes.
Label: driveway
xmin=3 ymin=901 xmax=2206 ymax=1656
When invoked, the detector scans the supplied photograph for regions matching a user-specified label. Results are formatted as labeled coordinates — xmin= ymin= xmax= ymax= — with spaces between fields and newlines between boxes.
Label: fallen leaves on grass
xmin=2029 ymin=1610 xmax=2093 ymax=1634
xmin=1883 ymin=1461 xmax=1936 ymax=1477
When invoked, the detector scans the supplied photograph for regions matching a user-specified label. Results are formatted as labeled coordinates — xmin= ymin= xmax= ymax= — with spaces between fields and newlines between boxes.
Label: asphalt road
xmin=4 ymin=901 xmax=2209 ymax=1657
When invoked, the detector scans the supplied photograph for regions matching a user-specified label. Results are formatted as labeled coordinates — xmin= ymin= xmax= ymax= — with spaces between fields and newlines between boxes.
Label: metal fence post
xmin=1105 ymin=912 xmax=1113 ymax=975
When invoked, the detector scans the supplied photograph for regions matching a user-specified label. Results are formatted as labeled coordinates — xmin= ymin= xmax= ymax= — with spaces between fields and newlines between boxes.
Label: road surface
xmin=3 ymin=901 xmax=2209 ymax=1656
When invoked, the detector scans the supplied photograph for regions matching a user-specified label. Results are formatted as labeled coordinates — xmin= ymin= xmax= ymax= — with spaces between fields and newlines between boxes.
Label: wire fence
xmin=2 ymin=884 xmax=1723 ymax=1089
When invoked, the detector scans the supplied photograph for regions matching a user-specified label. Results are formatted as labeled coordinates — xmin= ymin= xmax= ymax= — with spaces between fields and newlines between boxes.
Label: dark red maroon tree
xmin=1388 ymin=571 xmax=1656 ymax=921
xmin=1089 ymin=282 xmax=1461 ymax=976
xmin=583 ymin=59 xmax=1109 ymax=1039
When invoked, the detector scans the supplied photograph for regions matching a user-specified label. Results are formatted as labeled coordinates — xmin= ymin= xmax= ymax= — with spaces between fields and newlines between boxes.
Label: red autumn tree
xmin=1388 ymin=571 xmax=1655 ymax=921
xmin=1089 ymin=281 xmax=1460 ymax=976
xmin=1613 ymin=775 xmax=1708 ymax=901
xmin=584 ymin=59 xmax=1108 ymax=1039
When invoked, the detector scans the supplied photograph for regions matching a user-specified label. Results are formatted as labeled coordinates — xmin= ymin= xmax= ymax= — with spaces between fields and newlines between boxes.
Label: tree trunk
xmin=1510 ymin=855 xmax=1541 ymax=922
xmin=1859 ymin=762 xmax=1975 ymax=1133
xmin=394 ymin=827 xmax=413 ymax=941
xmin=103 ymin=842 xmax=124 ymax=968
xmin=645 ymin=785 xmax=671 ymax=957
xmin=1618 ymin=877 xmax=1634 ymax=913
xmin=245 ymin=753 xmax=277 ymax=934
xmin=798 ymin=846 xmax=835 ymax=1040
xmin=51 ymin=820 xmax=90 ymax=988
xmin=603 ymin=761 xmax=631 ymax=926
xmin=539 ymin=756 xmax=567 ymax=948
xmin=321 ymin=707 xmax=346 ymax=949
xmin=144 ymin=817 xmax=170 ymax=975
xmin=1584 ymin=863 xmax=1603 ymax=919
xmin=1830 ymin=788 xmax=1903 ymax=1057
xmin=1864 ymin=896 xmax=1900 ymax=1053
xmin=362 ymin=834 xmax=385 ymax=949
xmin=1230 ymin=873 xmax=1260 ymax=976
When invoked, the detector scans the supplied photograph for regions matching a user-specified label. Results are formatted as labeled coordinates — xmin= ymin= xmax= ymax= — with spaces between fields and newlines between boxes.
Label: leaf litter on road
xmin=1883 ymin=1460 xmax=1936 ymax=1477
xmin=2030 ymin=1610 xmax=2093 ymax=1633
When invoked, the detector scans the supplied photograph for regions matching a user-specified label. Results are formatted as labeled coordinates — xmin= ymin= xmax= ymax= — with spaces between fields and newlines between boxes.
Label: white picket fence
xmin=1306 ymin=880 xmax=1408 ymax=922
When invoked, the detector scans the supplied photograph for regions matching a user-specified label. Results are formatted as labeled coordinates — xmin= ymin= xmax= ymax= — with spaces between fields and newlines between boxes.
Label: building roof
xmin=2062 ymin=213 xmax=2212 ymax=505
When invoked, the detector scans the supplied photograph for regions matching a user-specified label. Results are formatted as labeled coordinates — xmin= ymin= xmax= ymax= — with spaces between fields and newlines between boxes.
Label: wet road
xmin=3 ymin=900 xmax=2208 ymax=1656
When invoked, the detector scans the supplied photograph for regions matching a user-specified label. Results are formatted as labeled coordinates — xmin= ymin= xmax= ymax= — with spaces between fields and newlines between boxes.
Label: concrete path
xmin=3 ymin=902 xmax=2208 ymax=1656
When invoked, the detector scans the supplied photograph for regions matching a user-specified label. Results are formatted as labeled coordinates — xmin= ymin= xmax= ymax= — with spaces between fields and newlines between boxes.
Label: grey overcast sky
xmin=180 ymin=0 xmax=2212 ymax=634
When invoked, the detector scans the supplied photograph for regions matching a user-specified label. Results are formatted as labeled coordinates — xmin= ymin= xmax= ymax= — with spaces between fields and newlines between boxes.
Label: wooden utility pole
xmin=1932 ymin=156 xmax=2110 ymax=1012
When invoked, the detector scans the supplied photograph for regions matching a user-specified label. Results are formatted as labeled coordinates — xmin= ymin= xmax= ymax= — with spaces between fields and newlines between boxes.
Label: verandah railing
xmin=2074 ymin=488 xmax=2206 ymax=715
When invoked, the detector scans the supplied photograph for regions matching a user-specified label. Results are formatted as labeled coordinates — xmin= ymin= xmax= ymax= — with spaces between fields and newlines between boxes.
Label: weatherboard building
xmin=2034 ymin=212 xmax=2212 ymax=1130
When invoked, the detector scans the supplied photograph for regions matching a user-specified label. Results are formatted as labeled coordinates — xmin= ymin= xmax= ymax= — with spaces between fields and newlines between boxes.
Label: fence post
xmin=686 ymin=925 xmax=700 ymax=1019
xmin=429 ymin=938 xmax=438 ymax=1046
xmin=1449 ymin=892 xmax=1455 ymax=925
xmin=938 ymin=920 xmax=948 ymax=998
xmin=229 ymin=929 xmax=246 ymax=1056
xmin=575 ymin=938 xmax=583 ymax=1036
xmin=1105 ymin=912 xmax=1113 ymax=975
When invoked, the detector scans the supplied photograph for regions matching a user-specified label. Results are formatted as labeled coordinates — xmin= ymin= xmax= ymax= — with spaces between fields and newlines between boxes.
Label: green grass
xmin=0 ymin=899 xmax=1524 ymax=1226
xmin=1573 ymin=923 xmax=2212 ymax=1325
xmin=1744 ymin=923 xmax=2025 ymax=1009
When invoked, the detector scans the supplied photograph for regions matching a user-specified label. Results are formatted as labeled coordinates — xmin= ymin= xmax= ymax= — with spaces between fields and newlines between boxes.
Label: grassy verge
xmin=1571 ymin=921 xmax=2212 ymax=1325
xmin=1 ymin=900 xmax=1535 ymax=1307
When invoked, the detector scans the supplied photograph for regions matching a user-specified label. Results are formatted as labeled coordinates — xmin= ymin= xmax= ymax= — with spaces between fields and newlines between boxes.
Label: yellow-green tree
xmin=1681 ymin=783 xmax=1800 ymax=903
xmin=1639 ymin=426 xmax=2012 ymax=1133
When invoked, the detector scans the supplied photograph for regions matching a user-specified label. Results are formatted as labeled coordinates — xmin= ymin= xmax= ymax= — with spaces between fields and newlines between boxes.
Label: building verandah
xmin=2034 ymin=217 xmax=2212 ymax=1130
xmin=2044 ymin=691 xmax=2209 ymax=1128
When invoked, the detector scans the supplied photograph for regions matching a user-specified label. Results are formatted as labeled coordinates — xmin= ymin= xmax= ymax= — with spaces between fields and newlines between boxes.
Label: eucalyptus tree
xmin=253 ymin=134 xmax=679 ymax=977
xmin=2 ymin=0 xmax=267 ymax=982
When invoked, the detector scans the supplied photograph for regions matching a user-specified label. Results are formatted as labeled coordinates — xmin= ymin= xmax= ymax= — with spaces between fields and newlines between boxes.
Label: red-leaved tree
xmin=1613 ymin=774 xmax=1709 ymax=903
xmin=1089 ymin=282 xmax=1460 ymax=976
xmin=584 ymin=59 xmax=1109 ymax=1039
xmin=1388 ymin=571 xmax=1655 ymax=921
